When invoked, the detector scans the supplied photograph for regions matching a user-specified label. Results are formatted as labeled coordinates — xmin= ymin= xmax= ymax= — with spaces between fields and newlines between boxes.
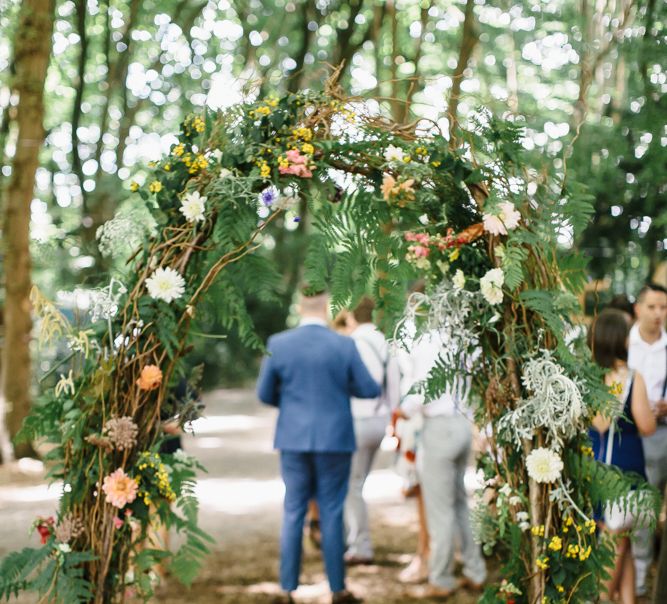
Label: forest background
xmin=0 ymin=0 xmax=665 ymax=458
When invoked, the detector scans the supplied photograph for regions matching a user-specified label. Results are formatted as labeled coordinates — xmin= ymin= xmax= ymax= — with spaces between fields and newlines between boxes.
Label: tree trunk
xmin=447 ymin=0 xmax=478 ymax=145
xmin=1 ymin=0 xmax=54 ymax=458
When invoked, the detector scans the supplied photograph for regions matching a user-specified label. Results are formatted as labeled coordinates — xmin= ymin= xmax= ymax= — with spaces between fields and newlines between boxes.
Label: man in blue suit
xmin=257 ymin=290 xmax=381 ymax=604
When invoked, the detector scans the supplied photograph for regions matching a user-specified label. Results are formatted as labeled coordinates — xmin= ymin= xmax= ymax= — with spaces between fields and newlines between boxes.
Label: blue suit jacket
xmin=257 ymin=324 xmax=381 ymax=452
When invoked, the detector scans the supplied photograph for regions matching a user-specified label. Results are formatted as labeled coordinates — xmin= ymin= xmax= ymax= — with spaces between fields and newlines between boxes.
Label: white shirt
xmin=628 ymin=323 xmax=667 ymax=410
xmin=350 ymin=323 xmax=401 ymax=418
xmin=401 ymin=329 xmax=473 ymax=418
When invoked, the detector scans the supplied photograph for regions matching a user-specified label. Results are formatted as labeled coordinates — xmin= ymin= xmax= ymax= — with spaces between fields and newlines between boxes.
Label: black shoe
xmin=332 ymin=590 xmax=363 ymax=604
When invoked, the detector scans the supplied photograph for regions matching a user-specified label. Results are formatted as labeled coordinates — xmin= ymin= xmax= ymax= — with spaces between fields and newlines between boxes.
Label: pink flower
xmin=113 ymin=516 xmax=124 ymax=529
xmin=483 ymin=213 xmax=507 ymax=236
xmin=102 ymin=468 xmax=139 ymax=509
xmin=499 ymin=202 xmax=521 ymax=230
xmin=411 ymin=245 xmax=430 ymax=258
xmin=278 ymin=149 xmax=313 ymax=178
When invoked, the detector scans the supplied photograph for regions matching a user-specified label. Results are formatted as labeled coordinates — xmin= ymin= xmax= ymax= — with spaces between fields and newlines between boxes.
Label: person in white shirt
xmin=628 ymin=283 xmax=667 ymax=596
xmin=343 ymin=297 xmax=401 ymax=564
xmin=395 ymin=328 xmax=486 ymax=598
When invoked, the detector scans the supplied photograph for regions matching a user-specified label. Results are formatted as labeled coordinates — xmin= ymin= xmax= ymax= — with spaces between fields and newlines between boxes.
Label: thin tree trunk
xmin=72 ymin=0 xmax=88 ymax=211
xmin=402 ymin=2 xmax=429 ymax=123
xmin=2 ymin=0 xmax=54 ymax=458
xmin=447 ymin=0 xmax=478 ymax=145
xmin=387 ymin=0 xmax=401 ymax=121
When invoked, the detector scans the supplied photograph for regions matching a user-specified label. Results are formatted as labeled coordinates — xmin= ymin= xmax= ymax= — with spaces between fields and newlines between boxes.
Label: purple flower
xmin=293 ymin=216 xmax=301 ymax=223
xmin=259 ymin=186 xmax=278 ymax=207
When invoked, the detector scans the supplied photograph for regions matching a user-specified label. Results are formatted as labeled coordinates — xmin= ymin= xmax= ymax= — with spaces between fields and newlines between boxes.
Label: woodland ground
xmin=0 ymin=389 xmax=659 ymax=603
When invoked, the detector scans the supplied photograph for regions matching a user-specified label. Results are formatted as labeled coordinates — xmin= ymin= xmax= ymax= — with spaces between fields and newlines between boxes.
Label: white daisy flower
xmin=500 ymin=202 xmax=521 ymax=230
xmin=480 ymin=267 xmax=504 ymax=305
xmin=526 ymin=447 xmax=563 ymax=484
xmin=145 ymin=267 xmax=185 ymax=303
xmin=384 ymin=144 xmax=404 ymax=163
xmin=179 ymin=191 xmax=207 ymax=223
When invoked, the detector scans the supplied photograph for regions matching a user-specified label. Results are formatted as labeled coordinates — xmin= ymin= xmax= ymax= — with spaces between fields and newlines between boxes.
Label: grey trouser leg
xmin=344 ymin=415 xmax=387 ymax=558
xmin=634 ymin=426 xmax=667 ymax=591
xmin=418 ymin=415 xmax=486 ymax=590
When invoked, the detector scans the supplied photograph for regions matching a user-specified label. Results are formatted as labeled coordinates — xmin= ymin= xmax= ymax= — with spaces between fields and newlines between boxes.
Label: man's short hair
xmin=637 ymin=282 xmax=667 ymax=302
xmin=352 ymin=296 xmax=375 ymax=324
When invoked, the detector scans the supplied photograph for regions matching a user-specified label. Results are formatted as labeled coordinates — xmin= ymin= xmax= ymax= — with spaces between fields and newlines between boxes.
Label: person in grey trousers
xmin=343 ymin=296 xmax=401 ymax=564
xmin=395 ymin=328 xmax=486 ymax=598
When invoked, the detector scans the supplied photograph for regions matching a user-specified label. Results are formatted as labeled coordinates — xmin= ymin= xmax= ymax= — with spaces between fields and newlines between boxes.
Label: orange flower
xmin=381 ymin=174 xmax=397 ymax=200
xmin=102 ymin=468 xmax=139 ymax=509
xmin=136 ymin=365 xmax=162 ymax=391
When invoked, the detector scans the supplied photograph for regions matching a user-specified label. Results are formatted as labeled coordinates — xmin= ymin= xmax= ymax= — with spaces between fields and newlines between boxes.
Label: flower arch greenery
xmin=0 ymin=76 xmax=660 ymax=604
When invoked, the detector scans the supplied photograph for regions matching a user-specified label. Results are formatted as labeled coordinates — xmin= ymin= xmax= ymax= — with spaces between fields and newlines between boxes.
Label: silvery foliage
xmin=498 ymin=350 xmax=586 ymax=451
xmin=395 ymin=279 xmax=483 ymax=354
xmin=96 ymin=206 xmax=157 ymax=261
xmin=88 ymin=278 xmax=127 ymax=323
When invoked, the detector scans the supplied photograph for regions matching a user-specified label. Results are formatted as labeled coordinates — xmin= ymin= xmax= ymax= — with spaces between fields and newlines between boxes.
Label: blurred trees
xmin=0 ymin=0 xmax=665 ymax=435
xmin=1 ymin=0 xmax=54 ymax=459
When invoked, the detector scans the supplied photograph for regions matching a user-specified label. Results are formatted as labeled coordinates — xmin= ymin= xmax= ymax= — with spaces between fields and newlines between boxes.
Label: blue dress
xmin=589 ymin=380 xmax=647 ymax=478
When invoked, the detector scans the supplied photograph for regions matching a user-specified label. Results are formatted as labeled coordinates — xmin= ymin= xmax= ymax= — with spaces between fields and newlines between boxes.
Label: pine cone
xmin=104 ymin=416 xmax=138 ymax=451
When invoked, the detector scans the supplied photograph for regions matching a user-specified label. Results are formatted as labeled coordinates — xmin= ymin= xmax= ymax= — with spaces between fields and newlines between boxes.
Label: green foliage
xmin=0 ymin=545 xmax=95 ymax=603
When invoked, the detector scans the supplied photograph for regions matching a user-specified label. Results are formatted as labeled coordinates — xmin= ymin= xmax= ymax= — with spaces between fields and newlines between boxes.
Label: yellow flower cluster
xmin=548 ymin=535 xmax=562 ymax=552
xmin=277 ymin=155 xmax=289 ymax=170
xmin=536 ymin=556 xmax=549 ymax=570
xmin=249 ymin=98 xmax=277 ymax=119
xmin=191 ymin=116 xmax=205 ymax=133
xmin=301 ymin=143 xmax=314 ymax=155
xmin=449 ymin=248 xmax=460 ymax=262
xmin=609 ymin=381 xmax=623 ymax=396
xmin=565 ymin=543 xmax=580 ymax=558
xmin=414 ymin=146 xmax=428 ymax=157
xmin=585 ymin=519 xmax=596 ymax=534
xmin=183 ymin=153 xmax=208 ymax=174
xmin=257 ymin=160 xmax=271 ymax=178
xmin=556 ymin=585 xmax=565 ymax=593
xmin=173 ymin=143 xmax=185 ymax=157
xmin=149 ymin=180 xmax=162 ymax=194
xmin=580 ymin=445 xmax=594 ymax=457
xmin=292 ymin=127 xmax=313 ymax=141
xmin=531 ymin=524 xmax=545 ymax=537
xmin=562 ymin=516 xmax=574 ymax=533
xmin=136 ymin=452 xmax=176 ymax=504
xmin=129 ymin=181 xmax=139 ymax=192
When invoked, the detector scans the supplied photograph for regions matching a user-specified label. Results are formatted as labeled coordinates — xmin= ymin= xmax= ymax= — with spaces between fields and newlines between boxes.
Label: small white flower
xmin=480 ymin=268 xmax=504 ymax=305
xmin=526 ymin=447 xmax=564 ymax=484
xmin=57 ymin=543 xmax=72 ymax=553
xmin=218 ymin=168 xmax=232 ymax=179
xmin=211 ymin=149 xmax=223 ymax=162
xmin=274 ymin=188 xmax=299 ymax=211
xmin=418 ymin=213 xmax=429 ymax=225
xmin=384 ymin=144 xmax=404 ymax=163
xmin=499 ymin=483 xmax=512 ymax=497
xmin=179 ymin=191 xmax=207 ymax=223
xmin=452 ymin=269 xmax=466 ymax=290
xmin=509 ymin=495 xmax=522 ymax=506
xmin=145 ymin=267 xmax=186 ymax=303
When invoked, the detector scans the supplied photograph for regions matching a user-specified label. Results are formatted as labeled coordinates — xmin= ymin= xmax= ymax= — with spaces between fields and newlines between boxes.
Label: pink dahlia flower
xmin=102 ymin=468 xmax=139 ymax=509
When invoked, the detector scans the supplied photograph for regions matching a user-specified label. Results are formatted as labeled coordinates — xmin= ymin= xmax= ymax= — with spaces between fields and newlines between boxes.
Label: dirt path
xmin=0 ymin=388 xmax=485 ymax=602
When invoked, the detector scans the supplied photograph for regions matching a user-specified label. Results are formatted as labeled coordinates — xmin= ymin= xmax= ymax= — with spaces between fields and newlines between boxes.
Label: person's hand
xmin=162 ymin=419 xmax=181 ymax=435
xmin=655 ymin=399 xmax=667 ymax=419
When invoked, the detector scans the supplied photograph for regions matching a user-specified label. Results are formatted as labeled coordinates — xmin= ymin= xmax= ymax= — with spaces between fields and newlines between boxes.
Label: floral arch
xmin=0 ymin=79 xmax=659 ymax=604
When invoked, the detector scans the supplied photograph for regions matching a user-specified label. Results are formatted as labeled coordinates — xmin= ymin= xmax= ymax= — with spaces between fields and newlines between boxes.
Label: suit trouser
xmin=279 ymin=450 xmax=352 ymax=593
xmin=418 ymin=415 xmax=487 ymax=590
xmin=633 ymin=426 xmax=667 ymax=591
xmin=344 ymin=415 xmax=387 ymax=558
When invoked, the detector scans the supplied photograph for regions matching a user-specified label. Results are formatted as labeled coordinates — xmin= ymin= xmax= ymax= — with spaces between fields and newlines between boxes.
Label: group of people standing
xmin=589 ymin=283 xmax=667 ymax=603
xmin=256 ymin=289 xmax=485 ymax=603
xmin=256 ymin=282 xmax=667 ymax=604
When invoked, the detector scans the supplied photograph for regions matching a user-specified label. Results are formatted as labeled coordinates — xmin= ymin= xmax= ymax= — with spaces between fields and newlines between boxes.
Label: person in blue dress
xmin=588 ymin=309 xmax=656 ymax=604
